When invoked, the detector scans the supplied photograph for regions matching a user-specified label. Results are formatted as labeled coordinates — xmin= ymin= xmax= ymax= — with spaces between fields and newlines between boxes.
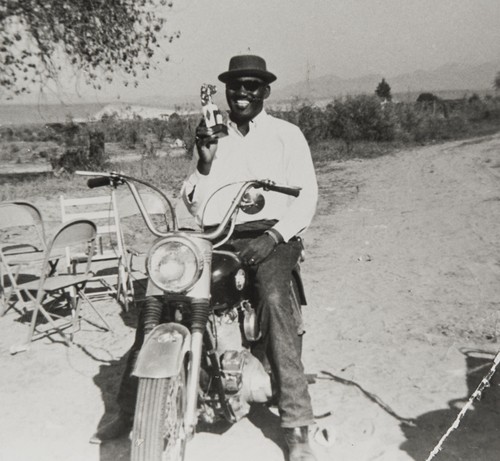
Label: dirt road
xmin=1 ymin=134 xmax=499 ymax=461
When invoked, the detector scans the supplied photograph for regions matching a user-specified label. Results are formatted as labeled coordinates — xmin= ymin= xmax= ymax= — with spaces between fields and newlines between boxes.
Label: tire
xmin=131 ymin=367 xmax=187 ymax=461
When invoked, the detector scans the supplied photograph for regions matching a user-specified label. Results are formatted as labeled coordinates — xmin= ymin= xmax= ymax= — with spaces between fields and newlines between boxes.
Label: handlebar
xmin=87 ymin=176 xmax=113 ymax=189
xmin=255 ymin=180 xmax=301 ymax=198
xmin=76 ymin=170 xmax=177 ymax=234
xmin=75 ymin=171 xmax=301 ymax=241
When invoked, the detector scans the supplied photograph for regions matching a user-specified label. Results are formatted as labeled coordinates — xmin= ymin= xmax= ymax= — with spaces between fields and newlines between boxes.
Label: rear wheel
xmin=131 ymin=367 xmax=187 ymax=461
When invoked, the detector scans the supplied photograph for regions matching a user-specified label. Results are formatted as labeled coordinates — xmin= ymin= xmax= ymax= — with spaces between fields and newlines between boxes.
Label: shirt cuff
xmin=185 ymin=169 xmax=211 ymax=204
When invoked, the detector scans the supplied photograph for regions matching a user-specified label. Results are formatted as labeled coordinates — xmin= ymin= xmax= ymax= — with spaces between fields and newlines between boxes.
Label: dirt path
xmin=1 ymin=134 xmax=500 ymax=461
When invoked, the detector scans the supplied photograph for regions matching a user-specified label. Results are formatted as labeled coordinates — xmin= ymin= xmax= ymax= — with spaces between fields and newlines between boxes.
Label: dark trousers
xmin=117 ymin=237 xmax=314 ymax=428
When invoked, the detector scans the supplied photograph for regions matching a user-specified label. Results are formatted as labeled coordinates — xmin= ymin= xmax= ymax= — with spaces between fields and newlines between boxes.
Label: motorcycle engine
xmin=220 ymin=349 xmax=273 ymax=420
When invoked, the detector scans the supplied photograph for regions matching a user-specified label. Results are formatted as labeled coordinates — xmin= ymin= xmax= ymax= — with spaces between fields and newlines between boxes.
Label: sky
xmin=7 ymin=0 xmax=500 ymax=105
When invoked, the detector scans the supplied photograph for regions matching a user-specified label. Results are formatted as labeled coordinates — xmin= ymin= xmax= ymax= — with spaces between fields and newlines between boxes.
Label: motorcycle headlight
xmin=147 ymin=236 xmax=203 ymax=293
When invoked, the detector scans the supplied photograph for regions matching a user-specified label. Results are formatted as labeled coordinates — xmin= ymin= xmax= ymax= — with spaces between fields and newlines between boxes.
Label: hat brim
xmin=218 ymin=69 xmax=277 ymax=84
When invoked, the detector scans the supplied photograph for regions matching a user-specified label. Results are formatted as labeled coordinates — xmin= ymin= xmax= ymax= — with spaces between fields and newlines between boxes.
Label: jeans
xmin=117 ymin=237 xmax=314 ymax=428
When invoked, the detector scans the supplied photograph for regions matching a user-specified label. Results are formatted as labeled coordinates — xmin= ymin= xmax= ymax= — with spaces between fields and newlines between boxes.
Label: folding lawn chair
xmin=0 ymin=201 xmax=48 ymax=315
xmin=60 ymin=192 xmax=131 ymax=310
xmin=10 ymin=219 xmax=112 ymax=354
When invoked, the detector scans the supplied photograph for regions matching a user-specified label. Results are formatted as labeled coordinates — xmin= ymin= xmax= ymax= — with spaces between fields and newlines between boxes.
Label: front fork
xmin=183 ymin=237 xmax=213 ymax=437
xmin=184 ymin=299 xmax=210 ymax=436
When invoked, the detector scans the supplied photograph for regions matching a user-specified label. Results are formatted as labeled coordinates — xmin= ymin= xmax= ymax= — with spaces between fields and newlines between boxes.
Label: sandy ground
xmin=1 ymin=134 xmax=500 ymax=461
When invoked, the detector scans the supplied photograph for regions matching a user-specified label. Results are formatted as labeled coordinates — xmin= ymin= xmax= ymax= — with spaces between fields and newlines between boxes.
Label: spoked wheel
xmin=131 ymin=367 xmax=187 ymax=461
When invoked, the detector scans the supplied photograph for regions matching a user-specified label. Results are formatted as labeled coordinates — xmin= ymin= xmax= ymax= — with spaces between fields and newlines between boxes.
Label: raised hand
xmin=195 ymin=118 xmax=219 ymax=175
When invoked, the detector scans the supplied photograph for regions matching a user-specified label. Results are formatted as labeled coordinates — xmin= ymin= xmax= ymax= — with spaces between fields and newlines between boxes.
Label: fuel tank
xmin=211 ymin=250 xmax=249 ymax=311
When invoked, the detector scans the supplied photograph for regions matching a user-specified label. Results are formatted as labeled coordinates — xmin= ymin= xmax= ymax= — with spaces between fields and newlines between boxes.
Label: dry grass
xmin=0 ymin=147 xmax=192 ymax=202
xmin=0 ymin=140 xmax=60 ymax=163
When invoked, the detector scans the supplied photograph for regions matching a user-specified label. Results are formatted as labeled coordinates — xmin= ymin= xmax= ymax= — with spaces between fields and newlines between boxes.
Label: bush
xmin=50 ymin=126 xmax=108 ymax=174
xmin=1 ymin=127 xmax=14 ymax=141
xmin=325 ymin=95 xmax=398 ymax=143
xmin=411 ymin=113 xmax=469 ymax=143
xmin=122 ymin=116 xmax=144 ymax=149
xmin=296 ymin=105 xmax=330 ymax=143
xmin=167 ymin=113 xmax=185 ymax=140
xmin=149 ymin=118 xmax=170 ymax=145
xmin=416 ymin=93 xmax=439 ymax=103
xmin=180 ymin=115 xmax=200 ymax=156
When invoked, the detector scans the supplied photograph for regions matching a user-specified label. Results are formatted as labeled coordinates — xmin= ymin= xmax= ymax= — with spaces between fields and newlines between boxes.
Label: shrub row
xmin=2 ymin=94 xmax=499 ymax=168
xmin=272 ymin=94 xmax=500 ymax=146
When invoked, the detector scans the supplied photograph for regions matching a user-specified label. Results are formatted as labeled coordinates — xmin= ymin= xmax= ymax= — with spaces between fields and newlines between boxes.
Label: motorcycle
xmin=76 ymin=170 xmax=306 ymax=461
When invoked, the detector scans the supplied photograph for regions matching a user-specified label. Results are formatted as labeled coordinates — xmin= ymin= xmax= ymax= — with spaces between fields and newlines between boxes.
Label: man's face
xmin=225 ymin=77 xmax=270 ymax=125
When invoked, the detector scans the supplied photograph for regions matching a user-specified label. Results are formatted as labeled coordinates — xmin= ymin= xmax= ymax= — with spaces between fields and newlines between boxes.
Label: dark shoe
xmin=283 ymin=426 xmax=317 ymax=461
xmin=89 ymin=411 xmax=134 ymax=444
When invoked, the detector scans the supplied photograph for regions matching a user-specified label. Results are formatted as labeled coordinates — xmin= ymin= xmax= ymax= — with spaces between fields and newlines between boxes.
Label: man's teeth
xmin=235 ymin=100 xmax=250 ymax=108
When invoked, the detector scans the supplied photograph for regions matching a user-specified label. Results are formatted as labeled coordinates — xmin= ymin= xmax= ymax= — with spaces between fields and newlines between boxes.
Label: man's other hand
xmin=240 ymin=234 xmax=276 ymax=266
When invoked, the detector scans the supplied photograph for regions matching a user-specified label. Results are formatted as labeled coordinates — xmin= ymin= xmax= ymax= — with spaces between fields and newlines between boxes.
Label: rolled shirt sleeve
xmin=181 ymin=165 xmax=208 ymax=215
xmin=272 ymin=124 xmax=318 ymax=242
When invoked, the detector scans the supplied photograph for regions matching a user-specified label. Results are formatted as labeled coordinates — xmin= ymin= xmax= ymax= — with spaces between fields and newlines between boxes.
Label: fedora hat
xmin=218 ymin=55 xmax=277 ymax=84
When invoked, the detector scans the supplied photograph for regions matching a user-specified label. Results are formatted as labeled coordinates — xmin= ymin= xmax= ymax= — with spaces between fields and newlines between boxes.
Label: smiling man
xmin=183 ymin=54 xmax=319 ymax=461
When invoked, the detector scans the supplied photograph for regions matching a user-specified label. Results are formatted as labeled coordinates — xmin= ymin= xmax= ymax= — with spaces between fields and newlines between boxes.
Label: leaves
xmin=0 ymin=0 xmax=178 ymax=99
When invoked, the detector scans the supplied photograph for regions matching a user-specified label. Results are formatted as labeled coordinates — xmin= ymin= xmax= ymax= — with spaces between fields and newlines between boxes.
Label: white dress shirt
xmin=181 ymin=110 xmax=318 ymax=242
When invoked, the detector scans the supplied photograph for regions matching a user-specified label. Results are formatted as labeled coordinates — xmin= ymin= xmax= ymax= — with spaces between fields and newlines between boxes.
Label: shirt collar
xmin=227 ymin=109 xmax=268 ymax=134
xmin=251 ymin=109 xmax=268 ymax=128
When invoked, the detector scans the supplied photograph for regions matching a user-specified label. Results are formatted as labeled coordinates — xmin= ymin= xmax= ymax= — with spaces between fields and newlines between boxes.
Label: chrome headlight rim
xmin=146 ymin=235 xmax=204 ymax=293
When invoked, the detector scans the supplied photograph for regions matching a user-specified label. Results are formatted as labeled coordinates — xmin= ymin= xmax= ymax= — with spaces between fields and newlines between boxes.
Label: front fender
xmin=132 ymin=323 xmax=191 ymax=379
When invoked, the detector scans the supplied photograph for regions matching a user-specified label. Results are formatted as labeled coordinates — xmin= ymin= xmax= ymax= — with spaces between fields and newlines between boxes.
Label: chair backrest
xmin=60 ymin=192 xmax=125 ymax=257
xmin=12 ymin=201 xmax=47 ymax=248
xmin=0 ymin=201 xmax=47 ymax=251
xmin=52 ymin=219 xmax=97 ymax=250
xmin=42 ymin=219 xmax=97 ymax=280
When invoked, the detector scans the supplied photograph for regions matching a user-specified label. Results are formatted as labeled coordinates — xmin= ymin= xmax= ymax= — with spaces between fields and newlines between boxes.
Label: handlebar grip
xmin=265 ymin=184 xmax=301 ymax=197
xmin=87 ymin=176 xmax=112 ymax=188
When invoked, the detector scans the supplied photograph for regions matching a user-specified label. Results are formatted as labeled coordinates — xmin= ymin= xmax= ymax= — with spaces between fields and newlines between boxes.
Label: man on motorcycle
xmin=91 ymin=54 xmax=318 ymax=461
xmin=185 ymin=54 xmax=319 ymax=461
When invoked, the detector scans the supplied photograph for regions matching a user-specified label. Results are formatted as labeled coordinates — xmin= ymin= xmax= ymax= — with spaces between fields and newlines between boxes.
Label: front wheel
xmin=131 ymin=367 xmax=187 ymax=461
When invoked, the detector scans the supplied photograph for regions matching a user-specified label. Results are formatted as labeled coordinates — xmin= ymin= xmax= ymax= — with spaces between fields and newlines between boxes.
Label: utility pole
xmin=306 ymin=59 xmax=315 ymax=98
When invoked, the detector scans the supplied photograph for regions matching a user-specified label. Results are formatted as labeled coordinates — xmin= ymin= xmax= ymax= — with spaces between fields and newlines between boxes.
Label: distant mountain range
xmin=272 ymin=60 xmax=500 ymax=102
xmin=132 ymin=60 xmax=500 ymax=107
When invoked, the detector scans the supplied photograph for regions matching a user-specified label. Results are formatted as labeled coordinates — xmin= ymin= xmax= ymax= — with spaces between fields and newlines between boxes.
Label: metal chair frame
xmin=10 ymin=219 xmax=112 ymax=354
xmin=0 ymin=201 xmax=48 ymax=315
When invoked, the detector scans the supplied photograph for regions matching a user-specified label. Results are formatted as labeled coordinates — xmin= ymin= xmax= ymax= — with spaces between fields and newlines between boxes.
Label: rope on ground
xmin=424 ymin=349 xmax=500 ymax=461
xmin=318 ymin=370 xmax=416 ymax=426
